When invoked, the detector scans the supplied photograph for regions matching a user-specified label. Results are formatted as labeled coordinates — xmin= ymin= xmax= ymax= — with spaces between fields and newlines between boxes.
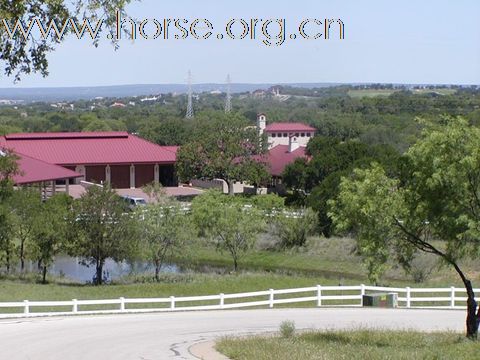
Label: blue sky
xmin=1 ymin=0 xmax=479 ymax=87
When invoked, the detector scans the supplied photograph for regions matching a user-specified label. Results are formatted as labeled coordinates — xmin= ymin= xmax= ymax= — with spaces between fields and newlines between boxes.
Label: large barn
xmin=0 ymin=132 xmax=178 ymax=189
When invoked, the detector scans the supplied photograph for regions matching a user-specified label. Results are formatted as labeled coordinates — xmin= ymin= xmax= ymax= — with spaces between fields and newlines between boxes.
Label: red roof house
xmin=0 ymin=132 xmax=178 ymax=189
xmin=264 ymin=145 xmax=308 ymax=177
xmin=264 ymin=123 xmax=316 ymax=133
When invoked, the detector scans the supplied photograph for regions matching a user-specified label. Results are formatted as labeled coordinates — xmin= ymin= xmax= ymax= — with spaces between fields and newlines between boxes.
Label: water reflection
xmin=23 ymin=256 xmax=179 ymax=283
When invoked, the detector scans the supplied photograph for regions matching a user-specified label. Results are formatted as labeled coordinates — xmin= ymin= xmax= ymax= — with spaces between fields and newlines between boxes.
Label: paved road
xmin=0 ymin=309 xmax=466 ymax=360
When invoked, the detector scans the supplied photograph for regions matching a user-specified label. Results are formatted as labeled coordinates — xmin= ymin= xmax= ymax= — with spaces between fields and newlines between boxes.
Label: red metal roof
xmin=256 ymin=145 xmax=307 ymax=177
xmin=0 ymin=132 xmax=177 ymax=165
xmin=12 ymin=152 xmax=82 ymax=185
xmin=264 ymin=123 xmax=316 ymax=132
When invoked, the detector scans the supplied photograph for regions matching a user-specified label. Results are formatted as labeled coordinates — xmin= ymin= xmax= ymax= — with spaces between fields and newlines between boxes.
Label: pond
xmin=22 ymin=256 xmax=180 ymax=283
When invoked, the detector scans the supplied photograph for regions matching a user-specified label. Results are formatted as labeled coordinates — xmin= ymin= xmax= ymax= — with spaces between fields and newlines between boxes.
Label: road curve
xmin=0 ymin=308 xmax=466 ymax=359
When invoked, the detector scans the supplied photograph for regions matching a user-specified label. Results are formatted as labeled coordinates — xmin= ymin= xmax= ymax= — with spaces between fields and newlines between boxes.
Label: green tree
xmin=0 ymin=151 xmax=19 ymax=273
xmin=329 ymin=117 xmax=480 ymax=338
xmin=30 ymin=194 xmax=71 ymax=284
xmin=69 ymin=185 xmax=138 ymax=285
xmin=191 ymin=191 xmax=264 ymax=271
xmin=9 ymin=188 xmax=42 ymax=272
xmin=139 ymin=201 xmax=193 ymax=281
xmin=176 ymin=112 xmax=269 ymax=195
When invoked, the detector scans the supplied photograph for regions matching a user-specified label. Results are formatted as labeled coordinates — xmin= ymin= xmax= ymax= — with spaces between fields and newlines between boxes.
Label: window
xmin=283 ymin=133 xmax=288 ymax=137
xmin=301 ymin=133 xmax=305 ymax=137
xmin=306 ymin=133 xmax=311 ymax=137
xmin=295 ymin=133 xmax=299 ymax=137
xmin=271 ymin=133 xmax=276 ymax=138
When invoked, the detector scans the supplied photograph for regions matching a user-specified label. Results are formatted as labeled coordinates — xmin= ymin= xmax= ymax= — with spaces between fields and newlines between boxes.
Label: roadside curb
xmin=189 ymin=340 xmax=230 ymax=360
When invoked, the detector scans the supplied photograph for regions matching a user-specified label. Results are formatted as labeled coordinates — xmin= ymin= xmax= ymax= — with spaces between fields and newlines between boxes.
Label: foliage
xmin=69 ymin=185 xmax=138 ymax=285
xmin=29 ymin=194 xmax=71 ymax=283
xmin=284 ymin=136 xmax=400 ymax=236
xmin=329 ymin=117 xmax=480 ymax=337
xmin=176 ymin=112 xmax=269 ymax=194
xmin=275 ymin=208 xmax=318 ymax=249
xmin=0 ymin=0 xmax=133 ymax=81
xmin=279 ymin=320 xmax=296 ymax=338
xmin=9 ymin=188 xmax=43 ymax=271
xmin=191 ymin=190 xmax=264 ymax=271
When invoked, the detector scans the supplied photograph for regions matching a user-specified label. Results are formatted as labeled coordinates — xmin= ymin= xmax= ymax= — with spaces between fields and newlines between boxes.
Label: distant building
xmin=256 ymin=113 xmax=316 ymax=149
xmin=255 ymin=113 xmax=316 ymax=188
xmin=0 ymin=132 xmax=178 ymax=189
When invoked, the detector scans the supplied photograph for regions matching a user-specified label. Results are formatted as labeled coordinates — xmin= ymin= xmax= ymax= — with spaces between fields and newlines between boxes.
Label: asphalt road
xmin=0 ymin=308 xmax=466 ymax=360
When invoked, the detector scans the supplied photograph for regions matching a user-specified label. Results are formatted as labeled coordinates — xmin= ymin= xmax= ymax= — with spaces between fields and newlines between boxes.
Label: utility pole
xmin=225 ymin=74 xmax=232 ymax=113
xmin=186 ymin=70 xmax=194 ymax=119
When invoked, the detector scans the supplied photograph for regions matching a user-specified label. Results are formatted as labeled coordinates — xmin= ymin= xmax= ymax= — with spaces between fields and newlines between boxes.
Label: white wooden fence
xmin=0 ymin=284 xmax=477 ymax=318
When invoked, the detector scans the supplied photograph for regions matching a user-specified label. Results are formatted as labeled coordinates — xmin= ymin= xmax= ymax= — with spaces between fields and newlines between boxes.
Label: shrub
xmin=279 ymin=320 xmax=295 ymax=338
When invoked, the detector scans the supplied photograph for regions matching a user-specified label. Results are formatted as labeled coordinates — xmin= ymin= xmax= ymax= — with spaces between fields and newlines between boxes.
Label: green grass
xmin=348 ymin=88 xmax=457 ymax=98
xmin=0 ymin=272 xmax=348 ymax=302
xmin=175 ymin=237 xmax=476 ymax=288
xmin=217 ymin=330 xmax=480 ymax=360
xmin=348 ymin=89 xmax=397 ymax=98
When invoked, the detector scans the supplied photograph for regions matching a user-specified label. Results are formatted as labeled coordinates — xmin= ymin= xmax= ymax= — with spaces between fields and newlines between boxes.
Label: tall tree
xmin=69 ymin=185 xmax=137 ymax=285
xmin=30 ymin=194 xmax=71 ymax=284
xmin=139 ymin=200 xmax=192 ymax=281
xmin=329 ymin=117 xmax=480 ymax=338
xmin=9 ymin=188 xmax=42 ymax=272
xmin=0 ymin=152 xmax=19 ymax=273
xmin=176 ymin=112 xmax=269 ymax=195
xmin=191 ymin=191 xmax=264 ymax=271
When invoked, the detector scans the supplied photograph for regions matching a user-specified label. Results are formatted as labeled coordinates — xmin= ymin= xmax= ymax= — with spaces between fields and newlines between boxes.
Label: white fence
xmin=0 ymin=285 xmax=477 ymax=319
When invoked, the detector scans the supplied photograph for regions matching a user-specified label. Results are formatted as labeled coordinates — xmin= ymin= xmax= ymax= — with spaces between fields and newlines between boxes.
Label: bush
xmin=275 ymin=208 xmax=318 ymax=249
xmin=279 ymin=320 xmax=295 ymax=338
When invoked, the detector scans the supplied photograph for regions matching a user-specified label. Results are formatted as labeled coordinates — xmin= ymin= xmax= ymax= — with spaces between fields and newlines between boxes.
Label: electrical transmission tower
xmin=225 ymin=74 xmax=232 ymax=113
xmin=186 ymin=70 xmax=194 ymax=119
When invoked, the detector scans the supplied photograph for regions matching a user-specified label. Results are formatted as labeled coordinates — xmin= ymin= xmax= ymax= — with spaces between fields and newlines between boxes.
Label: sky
xmin=0 ymin=0 xmax=479 ymax=87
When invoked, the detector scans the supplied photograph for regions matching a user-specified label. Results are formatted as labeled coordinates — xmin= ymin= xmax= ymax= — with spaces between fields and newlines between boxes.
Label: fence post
xmin=170 ymin=296 xmax=175 ymax=310
xmin=406 ymin=287 xmax=411 ymax=308
xmin=220 ymin=293 xmax=224 ymax=309
xmin=72 ymin=299 xmax=78 ymax=314
xmin=23 ymin=300 xmax=29 ymax=315
xmin=120 ymin=297 xmax=125 ymax=312
xmin=450 ymin=287 xmax=455 ymax=309
xmin=269 ymin=289 xmax=274 ymax=308
xmin=360 ymin=284 xmax=366 ymax=306
xmin=317 ymin=285 xmax=322 ymax=307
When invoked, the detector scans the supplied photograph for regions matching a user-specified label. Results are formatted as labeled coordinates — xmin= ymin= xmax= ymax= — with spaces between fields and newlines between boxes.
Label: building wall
xmin=65 ymin=163 xmax=176 ymax=189
xmin=110 ymin=165 xmax=130 ymax=188
xmin=267 ymin=131 xmax=314 ymax=149
xmin=159 ymin=164 xmax=177 ymax=186
xmin=135 ymin=164 xmax=155 ymax=188
xmin=85 ymin=165 xmax=106 ymax=184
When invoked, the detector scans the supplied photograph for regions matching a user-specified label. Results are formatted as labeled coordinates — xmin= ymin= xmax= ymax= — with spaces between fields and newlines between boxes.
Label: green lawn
xmin=348 ymin=89 xmax=397 ymax=98
xmin=0 ymin=273 xmax=352 ymax=302
xmin=217 ymin=330 xmax=480 ymax=360
xmin=348 ymin=88 xmax=457 ymax=98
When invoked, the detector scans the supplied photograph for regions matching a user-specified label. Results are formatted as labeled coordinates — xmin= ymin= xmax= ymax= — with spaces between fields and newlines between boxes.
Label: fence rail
xmin=0 ymin=284 xmax=477 ymax=318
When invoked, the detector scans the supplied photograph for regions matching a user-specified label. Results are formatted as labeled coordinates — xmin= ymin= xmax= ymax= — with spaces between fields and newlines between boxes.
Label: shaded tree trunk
xmin=95 ymin=260 xmax=104 ymax=285
xmin=5 ymin=247 xmax=10 ymax=274
xmin=226 ymin=180 xmax=235 ymax=196
xmin=20 ymin=239 xmax=25 ymax=272
xmin=452 ymin=262 xmax=480 ymax=339
xmin=154 ymin=259 xmax=161 ymax=282
xmin=42 ymin=265 xmax=47 ymax=284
